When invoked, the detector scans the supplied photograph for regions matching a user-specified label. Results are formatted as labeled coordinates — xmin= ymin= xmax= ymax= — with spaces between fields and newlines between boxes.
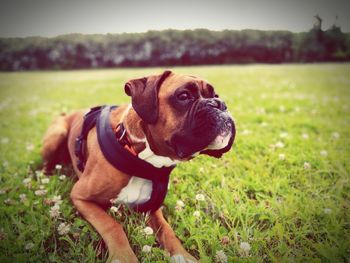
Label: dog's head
xmin=125 ymin=70 xmax=235 ymax=160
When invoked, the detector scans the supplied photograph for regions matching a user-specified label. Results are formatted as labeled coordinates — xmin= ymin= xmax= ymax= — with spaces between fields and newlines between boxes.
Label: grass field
xmin=0 ymin=64 xmax=349 ymax=262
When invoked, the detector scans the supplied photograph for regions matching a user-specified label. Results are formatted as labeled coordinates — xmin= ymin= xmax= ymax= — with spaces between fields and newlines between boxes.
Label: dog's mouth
xmin=168 ymin=102 xmax=235 ymax=160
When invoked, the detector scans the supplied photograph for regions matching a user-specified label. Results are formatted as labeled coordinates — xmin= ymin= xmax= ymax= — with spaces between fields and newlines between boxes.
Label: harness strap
xmin=96 ymin=106 xmax=174 ymax=181
xmin=75 ymin=106 xmax=104 ymax=172
xmin=75 ymin=105 xmax=175 ymax=213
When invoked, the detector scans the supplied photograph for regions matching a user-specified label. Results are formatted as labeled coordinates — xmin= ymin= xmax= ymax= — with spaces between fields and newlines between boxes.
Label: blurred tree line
xmin=0 ymin=24 xmax=349 ymax=70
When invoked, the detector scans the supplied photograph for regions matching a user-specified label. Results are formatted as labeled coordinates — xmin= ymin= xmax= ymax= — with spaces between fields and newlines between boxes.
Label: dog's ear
xmin=124 ymin=70 xmax=172 ymax=124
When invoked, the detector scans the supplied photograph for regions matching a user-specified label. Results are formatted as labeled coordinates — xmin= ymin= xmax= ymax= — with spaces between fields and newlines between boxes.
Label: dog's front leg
xmin=148 ymin=209 xmax=198 ymax=263
xmin=71 ymin=182 xmax=138 ymax=263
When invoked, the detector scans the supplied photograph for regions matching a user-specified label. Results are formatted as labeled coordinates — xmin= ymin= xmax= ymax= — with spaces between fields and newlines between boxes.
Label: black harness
xmin=75 ymin=105 xmax=175 ymax=213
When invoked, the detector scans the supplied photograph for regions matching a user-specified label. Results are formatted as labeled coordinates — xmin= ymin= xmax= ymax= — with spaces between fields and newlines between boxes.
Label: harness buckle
xmin=115 ymin=124 xmax=126 ymax=140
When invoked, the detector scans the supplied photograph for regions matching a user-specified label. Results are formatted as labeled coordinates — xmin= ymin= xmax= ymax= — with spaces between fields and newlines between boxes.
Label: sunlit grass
xmin=0 ymin=64 xmax=349 ymax=262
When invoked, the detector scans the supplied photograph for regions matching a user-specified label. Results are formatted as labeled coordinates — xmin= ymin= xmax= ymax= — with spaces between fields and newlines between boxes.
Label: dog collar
xmin=75 ymin=105 xmax=175 ymax=213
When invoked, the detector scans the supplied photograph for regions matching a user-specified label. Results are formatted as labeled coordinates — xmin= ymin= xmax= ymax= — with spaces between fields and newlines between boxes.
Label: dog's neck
xmin=122 ymin=105 xmax=179 ymax=168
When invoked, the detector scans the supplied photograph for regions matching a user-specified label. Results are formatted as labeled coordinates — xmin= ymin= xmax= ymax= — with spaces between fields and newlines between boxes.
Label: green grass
xmin=0 ymin=64 xmax=349 ymax=262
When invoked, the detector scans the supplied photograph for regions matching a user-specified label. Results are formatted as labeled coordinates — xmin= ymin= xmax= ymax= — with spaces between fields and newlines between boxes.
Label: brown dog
xmin=41 ymin=70 xmax=235 ymax=262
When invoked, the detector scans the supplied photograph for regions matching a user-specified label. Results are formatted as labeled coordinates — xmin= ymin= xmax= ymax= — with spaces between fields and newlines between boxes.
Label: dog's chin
xmin=206 ymin=132 xmax=232 ymax=150
xmin=199 ymin=116 xmax=235 ymax=158
xmin=171 ymin=129 xmax=234 ymax=161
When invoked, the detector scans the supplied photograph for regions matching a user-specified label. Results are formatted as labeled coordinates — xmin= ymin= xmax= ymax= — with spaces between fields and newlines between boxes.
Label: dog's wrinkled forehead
xmin=160 ymin=74 xmax=216 ymax=98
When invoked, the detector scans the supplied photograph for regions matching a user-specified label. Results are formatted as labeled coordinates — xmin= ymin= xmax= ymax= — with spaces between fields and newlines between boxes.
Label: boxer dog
xmin=41 ymin=70 xmax=235 ymax=263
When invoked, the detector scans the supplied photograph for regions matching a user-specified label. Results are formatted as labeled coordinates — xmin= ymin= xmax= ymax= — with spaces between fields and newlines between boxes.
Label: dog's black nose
xmin=206 ymin=99 xmax=227 ymax=111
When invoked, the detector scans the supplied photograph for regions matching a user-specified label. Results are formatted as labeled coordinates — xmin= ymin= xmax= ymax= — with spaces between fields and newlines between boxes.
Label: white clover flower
xmin=302 ymin=133 xmax=309 ymax=139
xmin=23 ymin=180 xmax=32 ymax=189
xmin=303 ymin=162 xmax=311 ymax=170
xmin=52 ymin=195 xmax=61 ymax=202
xmin=59 ymin=175 xmax=66 ymax=180
xmin=256 ymin=107 xmax=266 ymax=114
xmin=55 ymin=164 xmax=62 ymax=170
xmin=23 ymin=177 xmax=31 ymax=185
xmin=240 ymin=241 xmax=251 ymax=256
xmin=19 ymin=194 xmax=27 ymax=203
xmin=25 ymin=242 xmax=34 ymax=250
xmin=57 ymin=222 xmax=70 ymax=235
xmin=142 ymin=245 xmax=152 ymax=253
xmin=215 ymin=250 xmax=228 ymax=263
xmin=323 ymin=208 xmax=332 ymax=214
xmin=195 ymin=194 xmax=205 ymax=201
xmin=240 ymin=241 xmax=251 ymax=251
xmin=320 ymin=150 xmax=328 ymax=157
xmin=0 ymin=189 xmax=6 ymax=195
xmin=175 ymin=205 xmax=183 ymax=211
xmin=35 ymin=189 xmax=47 ymax=196
xmin=143 ymin=226 xmax=154 ymax=235
xmin=52 ymin=195 xmax=62 ymax=205
xmin=41 ymin=178 xmax=50 ymax=184
xmin=332 ymin=132 xmax=340 ymax=139
xmin=175 ymin=200 xmax=185 ymax=211
xmin=2 ymin=160 xmax=9 ymax=167
xmin=39 ymin=185 xmax=45 ymax=190
xmin=110 ymin=206 xmax=119 ymax=213
xmin=193 ymin=211 xmax=201 ymax=218
xmin=26 ymin=143 xmax=34 ymax=152
xmin=4 ymin=198 xmax=13 ymax=205
xmin=50 ymin=205 xmax=60 ymax=218
xmin=176 ymin=200 xmax=185 ymax=208
xmin=1 ymin=137 xmax=9 ymax=144
xmin=279 ymin=154 xmax=285 ymax=161
xmin=241 ymin=129 xmax=251 ymax=135
xmin=35 ymin=170 xmax=44 ymax=178
xmin=275 ymin=141 xmax=285 ymax=148
xmin=279 ymin=132 xmax=288 ymax=138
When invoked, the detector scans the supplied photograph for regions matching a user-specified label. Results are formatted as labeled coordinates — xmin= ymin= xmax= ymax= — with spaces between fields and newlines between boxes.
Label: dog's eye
xmin=177 ymin=91 xmax=191 ymax=101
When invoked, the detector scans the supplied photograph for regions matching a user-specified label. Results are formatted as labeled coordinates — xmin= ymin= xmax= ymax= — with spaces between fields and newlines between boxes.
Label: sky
xmin=0 ymin=0 xmax=349 ymax=37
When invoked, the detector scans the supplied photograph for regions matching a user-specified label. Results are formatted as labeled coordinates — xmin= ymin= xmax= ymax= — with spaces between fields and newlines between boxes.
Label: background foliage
xmin=1 ymin=25 xmax=350 ymax=71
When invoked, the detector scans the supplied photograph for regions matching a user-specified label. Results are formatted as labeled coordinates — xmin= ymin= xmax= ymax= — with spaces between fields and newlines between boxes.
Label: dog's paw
xmin=170 ymin=254 xmax=197 ymax=263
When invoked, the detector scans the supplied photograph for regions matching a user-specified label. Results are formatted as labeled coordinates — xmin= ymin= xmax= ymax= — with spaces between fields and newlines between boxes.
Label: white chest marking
xmin=127 ymin=127 xmax=178 ymax=168
xmin=114 ymin=176 xmax=153 ymax=205
xmin=114 ymin=123 xmax=179 ymax=204
xmin=138 ymin=141 xmax=179 ymax=168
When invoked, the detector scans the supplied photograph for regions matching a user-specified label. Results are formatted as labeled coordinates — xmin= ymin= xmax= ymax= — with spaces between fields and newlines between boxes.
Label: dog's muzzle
xmin=170 ymin=98 xmax=235 ymax=159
